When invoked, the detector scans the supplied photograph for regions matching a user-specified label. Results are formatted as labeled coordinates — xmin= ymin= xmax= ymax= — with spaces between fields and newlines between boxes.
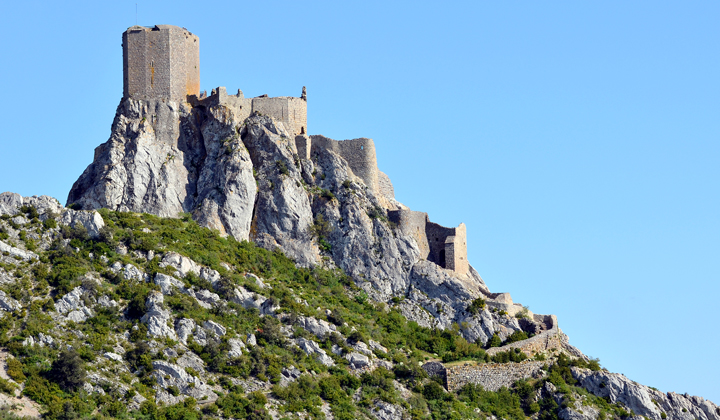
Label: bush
xmin=5 ymin=357 xmax=25 ymax=382
xmin=503 ymin=330 xmax=528 ymax=345
xmin=49 ymin=349 xmax=86 ymax=391
xmin=467 ymin=298 xmax=486 ymax=315
xmin=422 ymin=381 xmax=445 ymax=401
xmin=486 ymin=333 xmax=502 ymax=348
xmin=491 ymin=348 xmax=527 ymax=363
xmin=308 ymin=214 xmax=332 ymax=240
xmin=0 ymin=377 xmax=17 ymax=395
xmin=257 ymin=317 xmax=286 ymax=347
xmin=275 ymin=160 xmax=289 ymax=176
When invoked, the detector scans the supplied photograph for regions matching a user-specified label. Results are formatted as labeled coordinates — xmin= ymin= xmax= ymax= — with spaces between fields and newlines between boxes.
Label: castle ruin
xmin=121 ymin=25 xmax=469 ymax=276
xmin=388 ymin=210 xmax=468 ymax=275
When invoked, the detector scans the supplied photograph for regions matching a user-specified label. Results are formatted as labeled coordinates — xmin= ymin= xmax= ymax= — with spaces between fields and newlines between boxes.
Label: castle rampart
xmin=486 ymin=314 xmax=561 ymax=358
xmin=191 ymin=86 xmax=307 ymax=137
xmin=310 ymin=135 xmax=379 ymax=196
xmin=123 ymin=25 xmax=199 ymax=102
xmin=388 ymin=210 xmax=468 ymax=275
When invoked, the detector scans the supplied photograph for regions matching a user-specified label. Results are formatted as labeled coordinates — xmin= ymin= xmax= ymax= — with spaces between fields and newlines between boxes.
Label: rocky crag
xmin=66 ymin=96 xmax=540 ymax=347
xmin=0 ymin=23 xmax=715 ymax=419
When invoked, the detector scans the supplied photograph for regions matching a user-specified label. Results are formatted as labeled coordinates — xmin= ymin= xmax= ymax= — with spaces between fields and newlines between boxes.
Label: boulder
xmin=295 ymin=337 xmax=334 ymax=366
xmin=0 ymin=240 xmax=38 ymax=262
xmin=346 ymin=352 xmax=371 ymax=370
xmin=140 ymin=292 xmax=177 ymax=340
xmin=58 ymin=209 xmax=105 ymax=238
xmin=0 ymin=290 xmax=22 ymax=312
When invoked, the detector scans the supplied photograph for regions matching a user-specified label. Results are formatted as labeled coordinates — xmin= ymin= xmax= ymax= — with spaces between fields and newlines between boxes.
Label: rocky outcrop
xmin=0 ymin=192 xmax=104 ymax=239
xmin=64 ymin=98 xmax=557 ymax=348
xmin=141 ymin=291 xmax=177 ymax=340
xmin=67 ymin=99 xmax=255 ymax=241
xmin=572 ymin=368 xmax=720 ymax=420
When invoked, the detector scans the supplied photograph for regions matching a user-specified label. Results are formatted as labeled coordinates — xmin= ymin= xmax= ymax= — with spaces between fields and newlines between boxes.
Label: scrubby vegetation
xmin=0 ymin=207 xmax=620 ymax=419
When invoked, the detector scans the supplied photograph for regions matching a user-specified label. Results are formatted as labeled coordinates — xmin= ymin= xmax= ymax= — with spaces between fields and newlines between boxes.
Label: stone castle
xmin=122 ymin=25 xmax=469 ymax=275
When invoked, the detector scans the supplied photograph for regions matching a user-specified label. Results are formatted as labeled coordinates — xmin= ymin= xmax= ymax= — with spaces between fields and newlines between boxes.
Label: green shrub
xmin=422 ymin=381 xmax=445 ymax=401
xmin=49 ymin=349 xmax=86 ymax=391
xmin=467 ymin=298 xmax=486 ymax=315
xmin=0 ymin=377 xmax=17 ymax=395
xmin=43 ymin=218 xmax=57 ymax=230
xmin=5 ymin=357 xmax=25 ymax=382
xmin=503 ymin=330 xmax=528 ymax=345
xmin=458 ymin=384 xmax=525 ymax=420
xmin=491 ymin=348 xmax=527 ymax=363
xmin=275 ymin=160 xmax=289 ymax=176
xmin=486 ymin=333 xmax=502 ymax=348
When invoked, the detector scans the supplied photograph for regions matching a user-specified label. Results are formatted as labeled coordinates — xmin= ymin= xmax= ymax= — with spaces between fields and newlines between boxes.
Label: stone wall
xmin=486 ymin=315 xmax=562 ymax=357
xmin=444 ymin=223 xmax=468 ymax=275
xmin=295 ymin=135 xmax=311 ymax=160
xmin=123 ymin=25 xmax=199 ymax=102
xmin=388 ymin=210 xmax=430 ymax=258
xmin=378 ymin=171 xmax=395 ymax=203
xmin=194 ymin=87 xmax=307 ymax=137
xmin=310 ymin=135 xmax=379 ymax=196
xmin=444 ymin=361 xmax=546 ymax=392
xmin=252 ymin=96 xmax=307 ymax=137
xmin=387 ymin=211 xmax=468 ymax=275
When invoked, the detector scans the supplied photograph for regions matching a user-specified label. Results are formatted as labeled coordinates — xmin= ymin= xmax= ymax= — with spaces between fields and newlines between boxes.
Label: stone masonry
xmin=445 ymin=361 xmax=546 ymax=391
xmin=388 ymin=210 xmax=468 ymax=275
xmin=423 ymin=360 xmax=547 ymax=392
xmin=486 ymin=314 xmax=563 ymax=358
xmin=123 ymin=25 xmax=200 ymax=102
xmin=191 ymin=86 xmax=307 ymax=137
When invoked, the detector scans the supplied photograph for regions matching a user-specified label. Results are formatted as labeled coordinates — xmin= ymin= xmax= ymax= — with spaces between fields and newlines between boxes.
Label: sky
xmin=1 ymin=0 xmax=718 ymax=403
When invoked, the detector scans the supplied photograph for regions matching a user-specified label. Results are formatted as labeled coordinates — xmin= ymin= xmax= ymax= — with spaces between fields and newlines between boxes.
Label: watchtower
xmin=123 ymin=25 xmax=200 ymax=102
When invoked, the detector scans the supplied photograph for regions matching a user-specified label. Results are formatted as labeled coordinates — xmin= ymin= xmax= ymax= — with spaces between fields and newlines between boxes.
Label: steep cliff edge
xmin=67 ymin=98 xmax=547 ymax=345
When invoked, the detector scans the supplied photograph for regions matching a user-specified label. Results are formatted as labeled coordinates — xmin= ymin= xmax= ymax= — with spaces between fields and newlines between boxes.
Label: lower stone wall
xmin=486 ymin=315 xmax=562 ymax=358
xmin=445 ymin=360 xmax=546 ymax=392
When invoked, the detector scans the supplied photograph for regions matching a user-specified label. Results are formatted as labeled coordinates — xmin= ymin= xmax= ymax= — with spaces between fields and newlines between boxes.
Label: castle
xmin=122 ymin=25 xmax=469 ymax=276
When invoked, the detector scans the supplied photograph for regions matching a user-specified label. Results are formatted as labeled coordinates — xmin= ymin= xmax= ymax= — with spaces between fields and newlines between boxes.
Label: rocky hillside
xmin=0 ymin=96 xmax=715 ymax=419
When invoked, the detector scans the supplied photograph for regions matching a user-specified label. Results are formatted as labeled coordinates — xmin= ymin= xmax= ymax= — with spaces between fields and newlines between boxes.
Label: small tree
xmin=49 ymin=349 xmax=86 ymax=391
xmin=486 ymin=333 xmax=502 ymax=348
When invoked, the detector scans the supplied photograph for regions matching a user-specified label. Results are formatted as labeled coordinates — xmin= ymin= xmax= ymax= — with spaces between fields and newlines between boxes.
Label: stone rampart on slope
xmin=486 ymin=314 xmax=562 ymax=357
xmin=446 ymin=361 xmax=546 ymax=391
xmin=422 ymin=360 xmax=547 ymax=392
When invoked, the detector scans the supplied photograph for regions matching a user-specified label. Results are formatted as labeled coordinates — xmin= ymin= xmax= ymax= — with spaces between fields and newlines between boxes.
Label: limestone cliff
xmin=67 ymin=97 xmax=541 ymax=345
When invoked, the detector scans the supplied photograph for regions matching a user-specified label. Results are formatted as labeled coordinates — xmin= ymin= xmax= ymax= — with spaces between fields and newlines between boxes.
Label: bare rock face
xmin=192 ymin=105 xmax=256 ymax=240
xmin=68 ymin=99 xmax=195 ymax=217
xmin=239 ymin=115 xmax=317 ymax=266
xmin=67 ymin=98 xmax=256 ymax=241
xmin=309 ymin=147 xmax=419 ymax=297
xmin=572 ymin=367 xmax=720 ymax=420
xmin=65 ymin=99 xmax=511 ymax=344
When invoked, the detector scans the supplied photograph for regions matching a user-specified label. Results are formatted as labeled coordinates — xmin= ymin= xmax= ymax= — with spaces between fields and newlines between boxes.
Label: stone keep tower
xmin=123 ymin=25 xmax=200 ymax=102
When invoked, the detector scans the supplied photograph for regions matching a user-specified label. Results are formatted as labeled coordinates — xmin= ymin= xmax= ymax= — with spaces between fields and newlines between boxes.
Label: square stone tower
xmin=123 ymin=25 xmax=200 ymax=102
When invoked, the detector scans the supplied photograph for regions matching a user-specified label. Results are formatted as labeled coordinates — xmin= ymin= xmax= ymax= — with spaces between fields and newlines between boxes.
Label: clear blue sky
xmin=1 ymin=0 xmax=718 ymax=403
